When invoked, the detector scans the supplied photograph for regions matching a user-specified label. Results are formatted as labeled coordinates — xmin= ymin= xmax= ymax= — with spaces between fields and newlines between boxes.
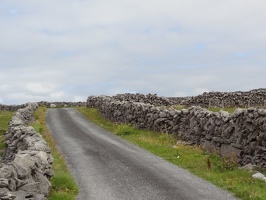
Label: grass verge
xmin=77 ymin=107 xmax=266 ymax=200
xmin=0 ymin=111 xmax=13 ymax=155
xmin=32 ymin=106 xmax=78 ymax=200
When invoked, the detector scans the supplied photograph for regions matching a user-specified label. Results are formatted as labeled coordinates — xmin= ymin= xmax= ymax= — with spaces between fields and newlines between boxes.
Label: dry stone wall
xmin=38 ymin=101 xmax=86 ymax=108
xmin=0 ymin=103 xmax=54 ymax=200
xmin=112 ymin=93 xmax=172 ymax=106
xmin=0 ymin=104 xmax=28 ymax=112
xmin=87 ymin=95 xmax=266 ymax=168
xmin=170 ymin=88 xmax=266 ymax=108
xmin=0 ymin=102 xmax=86 ymax=113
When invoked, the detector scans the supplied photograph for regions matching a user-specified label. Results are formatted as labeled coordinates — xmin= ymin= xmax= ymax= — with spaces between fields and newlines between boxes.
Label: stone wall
xmin=169 ymin=88 xmax=266 ymax=108
xmin=0 ymin=104 xmax=28 ymax=112
xmin=112 ymin=93 xmax=172 ymax=106
xmin=87 ymin=95 xmax=266 ymax=168
xmin=0 ymin=102 xmax=86 ymax=112
xmin=38 ymin=101 xmax=86 ymax=108
xmin=0 ymin=103 xmax=54 ymax=200
xmin=88 ymin=88 xmax=266 ymax=109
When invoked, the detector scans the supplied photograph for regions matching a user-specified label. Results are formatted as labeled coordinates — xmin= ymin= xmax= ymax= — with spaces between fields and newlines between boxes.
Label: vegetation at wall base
xmin=77 ymin=107 xmax=266 ymax=200
xmin=32 ymin=106 xmax=78 ymax=200
xmin=0 ymin=111 xmax=13 ymax=155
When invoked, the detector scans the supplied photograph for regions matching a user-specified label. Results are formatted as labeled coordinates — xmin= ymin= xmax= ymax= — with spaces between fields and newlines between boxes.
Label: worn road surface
xmin=46 ymin=108 xmax=237 ymax=200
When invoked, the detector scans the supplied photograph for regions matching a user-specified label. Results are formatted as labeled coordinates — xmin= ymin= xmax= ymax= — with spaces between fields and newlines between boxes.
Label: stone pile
xmin=0 ymin=102 xmax=86 ymax=113
xmin=169 ymin=88 xmax=266 ymax=108
xmin=87 ymin=95 xmax=266 ymax=167
xmin=112 ymin=93 xmax=172 ymax=106
xmin=0 ymin=104 xmax=27 ymax=112
xmin=0 ymin=103 xmax=54 ymax=200
xmin=38 ymin=101 xmax=86 ymax=108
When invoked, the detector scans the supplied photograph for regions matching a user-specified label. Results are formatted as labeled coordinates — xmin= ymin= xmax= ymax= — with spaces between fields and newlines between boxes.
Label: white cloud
xmin=25 ymin=83 xmax=56 ymax=95
xmin=0 ymin=0 xmax=266 ymax=104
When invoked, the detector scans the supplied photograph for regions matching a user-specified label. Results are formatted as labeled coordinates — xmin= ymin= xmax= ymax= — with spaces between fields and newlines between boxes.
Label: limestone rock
xmin=0 ymin=188 xmax=16 ymax=199
xmin=252 ymin=172 xmax=266 ymax=182
xmin=0 ymin=103 xmax=53 ymax=200
xmin=0 ymin=178 xmax=9 ymax=187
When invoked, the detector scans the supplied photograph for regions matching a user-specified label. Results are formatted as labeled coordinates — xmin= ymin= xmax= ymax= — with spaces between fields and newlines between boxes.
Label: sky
xmin=0 ymin=0 xmax=266 ymax=104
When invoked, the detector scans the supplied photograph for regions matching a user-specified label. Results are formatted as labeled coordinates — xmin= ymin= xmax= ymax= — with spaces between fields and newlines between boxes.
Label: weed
xmin=207 ymin=157 xmax=211 ymax=171
xmin=115 ymin=124 xmax=135 ymax=135
xmin=209 ymin=153 xmax=238 ymax=172
xmin=48 ymin=191 xmax=76 ymax=200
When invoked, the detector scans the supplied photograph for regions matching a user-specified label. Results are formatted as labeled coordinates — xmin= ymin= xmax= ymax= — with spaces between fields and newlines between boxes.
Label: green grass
xmin=172 ymin=104 xmax=187 ymax=110
xmin=0 ymin=111 xmax=14 ymax=155
xmin=32 ymin=106 xmax=78 ymax=200
xmin=77 ymin=107 xmax=266 ymax=200
xmin=208 ymin=107 xmax=238 ymax=113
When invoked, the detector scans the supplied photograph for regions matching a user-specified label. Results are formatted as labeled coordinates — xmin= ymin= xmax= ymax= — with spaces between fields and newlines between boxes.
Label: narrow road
xmin=46 ymin=108 xmax=237 ymax=200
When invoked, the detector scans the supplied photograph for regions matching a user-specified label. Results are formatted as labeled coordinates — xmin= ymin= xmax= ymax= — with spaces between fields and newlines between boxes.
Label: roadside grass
xmin=32 ymin=106 xmax=78 ymax=200
xmin=0 ymin=111 xmax=13 ymax=155
xmin=77 ymin=107 xmax=266 ymax=200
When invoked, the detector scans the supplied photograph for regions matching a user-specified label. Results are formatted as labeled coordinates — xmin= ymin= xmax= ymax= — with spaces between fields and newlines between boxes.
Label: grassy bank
xmin=0 ymin=111 xmax=13 ymax=155
xmin=77 ymin=107 xmax=266 ymax=200
xmin=32 ymin=106 xmax=78 ymax=200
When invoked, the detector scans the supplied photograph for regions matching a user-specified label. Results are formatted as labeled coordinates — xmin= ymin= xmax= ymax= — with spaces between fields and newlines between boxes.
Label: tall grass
xmin=77 ymin=107 xmax=266 ymax=200
xmin=32 ymin=106 xmax=78 ymax=200
xmin=0 ymin=111 xmax=13 ymax=155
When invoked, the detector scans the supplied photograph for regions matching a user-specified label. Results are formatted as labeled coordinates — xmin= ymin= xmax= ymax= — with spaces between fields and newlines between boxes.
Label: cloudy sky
xmin=0 ymin=0 xmax=265 ymax=104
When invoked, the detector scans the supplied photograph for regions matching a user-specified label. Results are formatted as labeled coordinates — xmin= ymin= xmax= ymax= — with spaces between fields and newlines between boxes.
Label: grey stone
xmin=1 ymin=193 xmax=16 ymax=200
xmin=159 ymin=112 xmax=167 ymax=118
xmin=12 ymin=154 xmax=34 ymax=179
xmin=18 ymin=182 xmax=39 ymax=196
xmin=8 ymin=178 xmax=17 ymax=191
xmin=181 ymin=109 xmax=189 ymax=114
xmin=33 ymin=194 xmax=46 ymax=200
xmin=35 ymin=171 xmax=51 ymax=196
xmin=231 ymin=143 xmax=243 ymax=149
xmin=169 ymin=110 xmax=176 ymax=117
xmin=252 ymin=172 xmax=266 ymax=182
xmin=12 ymin=190 xmax=26 ymax=200
xmin=221 ymin=144 xmax=242 ymax=159
xmin=0 ymin=166 xmax=12 ymax=178
xmin=0 ymin=178 xmax=9 ymax=187
xmin=239 ymin=163 xmax=256 ymax=172
xmin=258 ymin=109 xmax=266 ymax=116
xmin=0 ymin=188 xmax=11 ymax=197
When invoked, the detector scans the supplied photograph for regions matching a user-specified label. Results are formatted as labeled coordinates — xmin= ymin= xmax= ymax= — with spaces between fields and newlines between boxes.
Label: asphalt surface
xmin=46 ymin=108 xmax=237 ymax=200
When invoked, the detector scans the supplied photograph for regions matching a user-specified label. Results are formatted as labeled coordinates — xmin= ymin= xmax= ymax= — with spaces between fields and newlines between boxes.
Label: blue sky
xmin=0 ymin=0 xmax=266 ymax=104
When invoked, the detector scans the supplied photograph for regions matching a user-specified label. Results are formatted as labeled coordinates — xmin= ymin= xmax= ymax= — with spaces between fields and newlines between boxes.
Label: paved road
xmin=46 ymin=108 xmax=237 ymax=200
